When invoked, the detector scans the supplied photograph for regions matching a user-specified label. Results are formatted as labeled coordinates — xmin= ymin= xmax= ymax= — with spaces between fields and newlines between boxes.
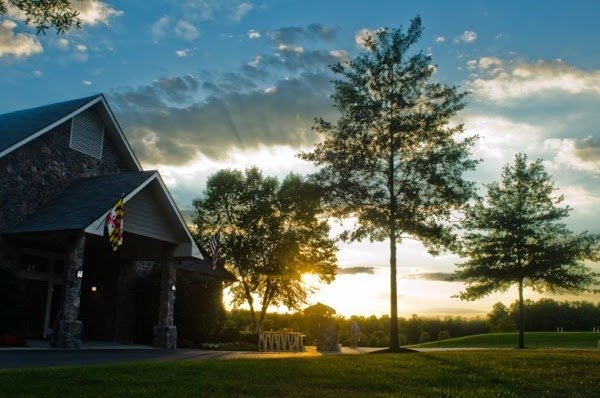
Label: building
xmin=0 ymin=94 xmax=231 ymax=349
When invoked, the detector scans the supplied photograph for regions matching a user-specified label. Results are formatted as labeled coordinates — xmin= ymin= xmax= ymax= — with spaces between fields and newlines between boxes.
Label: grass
xmin=414 ymin=331 xmax=600 ymax=349
xmin=1 ymin=350 xmax=600 ymax=397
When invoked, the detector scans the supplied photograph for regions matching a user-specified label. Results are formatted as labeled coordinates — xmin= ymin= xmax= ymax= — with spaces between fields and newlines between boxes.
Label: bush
xmin=438 ymin=329 xmax=451 ymax=341
xmin=367 ymin=330 xmax=387 ymax=347
xmin=0 ymin=333 xmax=26 ymax=347
xmin=220 ymin=321 xmax=241 ymax=343
xmin=419 ymin=331 xmax=431 ymax=345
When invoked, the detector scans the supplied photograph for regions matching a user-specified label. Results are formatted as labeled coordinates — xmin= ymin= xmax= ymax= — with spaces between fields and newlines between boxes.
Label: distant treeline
xmin=220 ymin=298 xmax=600 ymax=346
xmin=489 ymin=299 xmax=600 ymax=333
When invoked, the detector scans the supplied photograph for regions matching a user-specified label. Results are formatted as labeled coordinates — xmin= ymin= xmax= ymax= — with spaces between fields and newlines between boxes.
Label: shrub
xmin=419 ymin=331 xmax=431 ymax=345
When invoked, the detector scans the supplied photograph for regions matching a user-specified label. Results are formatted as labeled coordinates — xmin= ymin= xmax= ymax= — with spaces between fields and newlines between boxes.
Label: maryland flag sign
xmin=106 ymin=198 xmax=124 ymax=251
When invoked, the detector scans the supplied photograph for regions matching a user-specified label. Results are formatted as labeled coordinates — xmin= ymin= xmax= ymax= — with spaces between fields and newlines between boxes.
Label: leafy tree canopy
xmin=457 ymin=153 xmax=599 ymax=299
xmin=0 ymin=0 xmax=81 ymax=34
xmin=457 ymin=153 xmax=600 ymax=347
xmin=192 ymin=167 xmax=337 ymax=331
xmin=300 ymin=16 xmax=478 ymax=350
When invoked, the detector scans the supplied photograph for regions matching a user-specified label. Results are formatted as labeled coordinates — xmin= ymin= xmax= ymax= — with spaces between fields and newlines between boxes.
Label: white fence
xmin=259 ymin=331 xmax=305 ymax=352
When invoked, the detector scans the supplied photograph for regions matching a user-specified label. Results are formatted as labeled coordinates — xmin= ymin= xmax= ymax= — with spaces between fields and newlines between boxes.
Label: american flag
xmin=209 ymin=233 xmax=220 ymax=269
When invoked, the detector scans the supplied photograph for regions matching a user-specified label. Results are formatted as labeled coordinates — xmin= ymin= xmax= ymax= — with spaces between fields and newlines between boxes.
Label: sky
xmin=2 ymin=0 xmax=600 ymax=318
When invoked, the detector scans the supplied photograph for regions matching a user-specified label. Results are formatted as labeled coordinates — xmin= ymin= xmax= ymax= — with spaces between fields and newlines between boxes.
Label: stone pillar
xmin=317 ymin=322 xmax=340 ymax=352
xmin=114 ymin=260 xmax=136 ymax=344
xmin=153 ymin=255 xmax=177 ymax=349
xmin=56 ymin=233 xmax=85 ymax=349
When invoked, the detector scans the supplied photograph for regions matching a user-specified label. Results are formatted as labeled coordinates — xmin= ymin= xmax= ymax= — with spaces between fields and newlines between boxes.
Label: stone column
xmin=114 ymin=260 xmax=136 ymax=344
xmin=56 ymin=233 xmax=85 ymax=349
xmin=153 ymin=255 xmax=177 ymax=349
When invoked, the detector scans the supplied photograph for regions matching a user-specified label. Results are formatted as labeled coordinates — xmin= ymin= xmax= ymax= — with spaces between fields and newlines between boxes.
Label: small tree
xmin=193 ymin=167 xmax=337 ymax=332
xmin=457 ymin=154 xmax=599 ymax=348
xmin=437 ymin=329 xmax=451 ymax=341
xmin=487 ymin=302 xmax=515 ymax=332
xmin=1 ymin=0 xmax=81 ymax=34
xmin=300 ymin=16 xmax=478 ymax=351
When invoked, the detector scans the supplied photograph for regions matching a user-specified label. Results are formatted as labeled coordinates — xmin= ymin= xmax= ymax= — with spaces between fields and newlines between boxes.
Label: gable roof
xmin=0 ymin=94 xmax=141 ymax=170
xmin=7 ymin=170 xmax=204 ymax=260
xmin=8 ymin=171 xmax=157 ymax=234
xmin=177 ymin=258 xmax=236 ymax=281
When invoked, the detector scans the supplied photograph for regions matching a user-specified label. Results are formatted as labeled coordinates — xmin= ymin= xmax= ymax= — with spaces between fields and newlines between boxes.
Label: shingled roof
xmin=9 ymin=171 xmax=157 ymax=234
xmin=177 ymin=258 xmax=236 ymax=281
xmin=0 ymin=94 xmax=102 ymax=155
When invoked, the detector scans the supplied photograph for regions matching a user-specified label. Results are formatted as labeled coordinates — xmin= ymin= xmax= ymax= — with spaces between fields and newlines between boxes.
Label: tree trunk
xmin=258 ymin=281 xmax=273 ymax=334
xmin=518 ymin=279 xmax=525 ymax=349
xmin=389 ymin=227 xmax=399 ymax=351
xmin=242 ymin=279 xmax=259 ymax=333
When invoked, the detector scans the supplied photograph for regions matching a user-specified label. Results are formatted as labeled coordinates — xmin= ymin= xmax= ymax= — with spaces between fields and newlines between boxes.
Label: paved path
xmin=0 ymin=346 xmax=386 ymax=369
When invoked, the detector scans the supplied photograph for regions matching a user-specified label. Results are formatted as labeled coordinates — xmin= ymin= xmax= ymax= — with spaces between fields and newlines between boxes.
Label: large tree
xmin=0 ymin=0 xmax=81 ymax=34
xmin=457 ymin=153 xmax=599 ymax=348
xmin=193 ymin=167 xmax=337 ymax=332
xmin=300 ymin=17 xmax=478 ymax=351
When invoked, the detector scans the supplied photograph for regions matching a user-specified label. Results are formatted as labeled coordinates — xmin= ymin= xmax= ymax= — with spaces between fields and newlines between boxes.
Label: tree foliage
xmin=300 ymin=16 xmax=478 ymax=350
xmin=192 ymin=167 xmax=337 ymax=331
xmin=0 ymin=0 xmax=81 ymax=34
xmin=457 ymin=153 xmax=600 ymax=347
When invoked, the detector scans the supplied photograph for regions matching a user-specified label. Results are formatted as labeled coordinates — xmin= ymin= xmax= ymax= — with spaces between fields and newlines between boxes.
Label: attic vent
xmin=70 ymin=108 xmax=104 ymax=159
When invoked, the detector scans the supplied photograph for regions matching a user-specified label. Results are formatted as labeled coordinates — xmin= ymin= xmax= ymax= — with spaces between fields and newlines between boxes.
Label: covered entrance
xmin=5 ymin=171 xmax=207 ymax=350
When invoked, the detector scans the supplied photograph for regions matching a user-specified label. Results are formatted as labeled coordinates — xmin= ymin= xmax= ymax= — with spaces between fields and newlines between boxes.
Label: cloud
xmin=180 ymin=1 xmax=256 ymax=22
xmin=257 ymin=49 xmax=342 ymax=72
xmin=543 ymin=137 xmax=600 ymax=173
xmin=82 ymin=80 xmax=92 ymax=85
xmin=232 ymin=2 xmax=253 ymax=20
xmin=247 ymin=29 xmax=261 ymax=39
xmin=56 ymin=38 xmax=70 ymax=50
xmin=248 ymin=55 xmax=261 ymax=67
xmin=175 ymin=20 xmax=199 ymax=40
xmin=72 ymin=42 xmax=88 ymax=62
xmin=0 ymin=20 xmax=42 ymax=58
xmin=277 ymin=43 xmax=303 ymax=54
xmin=268 ymin=24 xmax=337 ymax=47
xmin=110 ymin=72 xmax=336 ymax=165
xmin=468 ymin=59 xmax=600 ymax=103
xmin=456 ymin=30 xmax=477 ymax=43
xmin=402 ymin=272 xmax=461 ymax=282
xmin=72 ymin=0 xmax=123 ymax=26
xmin=337 ymin=266 xmax=377 ymax=275
xmin=467 ymin=56 xmax=503 ymax=72
xmin=176 ymin=49 xmax=189 ymax=57
xmin=355 ymin=28 xmax=377 ymax=48
xmin=435 ymin=36 xmax=445 ymax=43
xmin=307 ymin=24 xmax=336 ymax=41
xmin=151 ymin=16 xmax=169 ymax=41
xmin=464 ymin=115 xmax=542 ymax=161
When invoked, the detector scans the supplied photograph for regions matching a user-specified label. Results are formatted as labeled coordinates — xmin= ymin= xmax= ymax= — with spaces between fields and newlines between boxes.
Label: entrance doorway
xmin=17 ymin=251 xmax=63 ymax=339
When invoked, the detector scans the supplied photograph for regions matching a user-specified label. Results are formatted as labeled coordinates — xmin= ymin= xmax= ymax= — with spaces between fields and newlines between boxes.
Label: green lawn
xmin=414 ymin=331 xmax=600 ymax=349
xmin=2 ymin=350 xmax=600 ymax=397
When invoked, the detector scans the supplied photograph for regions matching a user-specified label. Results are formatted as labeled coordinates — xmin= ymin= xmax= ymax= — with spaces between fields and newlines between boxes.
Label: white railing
xmin=259 ymin=331 xmax=305 ymax=352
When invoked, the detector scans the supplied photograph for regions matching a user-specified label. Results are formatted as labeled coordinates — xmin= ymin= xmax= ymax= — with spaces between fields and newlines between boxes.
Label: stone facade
xmin=0 ymin=119 xmax=131 ymax=271
xmin=0 ymin=121 xmax=130 ymax=232
xmin=317 ymin=323 xmax=340 ymax=352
